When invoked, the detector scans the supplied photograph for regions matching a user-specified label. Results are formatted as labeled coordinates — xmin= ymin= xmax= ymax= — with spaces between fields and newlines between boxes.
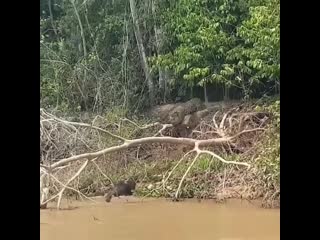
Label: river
xmin=40 ymin=197 xmax=279 ymax=240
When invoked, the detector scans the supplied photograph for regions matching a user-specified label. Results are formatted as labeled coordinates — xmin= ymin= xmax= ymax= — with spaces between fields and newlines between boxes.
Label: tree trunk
xmin=129 ymin=0 xmax=155 ymax=105
xmin=204 ymin=84 xmax=208 ymax=104
xmin=71 ymin=0 xmax=88 ymax=109
xmin=152 ymin=0 xmax=168 ymax=103
xmin=48 ymin=0 xmax=58 ymax=35
xmin=223 ymin=84 xmax=230 ymax=101
xmin=164 ymin=69 xmax=171 ymax=101
xmin=40 ymin=173 xmax=49 ymax=208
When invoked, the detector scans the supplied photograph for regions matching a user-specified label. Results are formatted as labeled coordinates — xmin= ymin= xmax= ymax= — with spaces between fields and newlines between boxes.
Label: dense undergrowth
xmin=50 ymin=98 xmax=279 ymax=208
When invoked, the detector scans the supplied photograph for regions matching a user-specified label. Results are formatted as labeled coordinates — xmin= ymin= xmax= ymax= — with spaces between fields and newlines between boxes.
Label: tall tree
xmin=129 ymin=0 xmax=155 ymax=105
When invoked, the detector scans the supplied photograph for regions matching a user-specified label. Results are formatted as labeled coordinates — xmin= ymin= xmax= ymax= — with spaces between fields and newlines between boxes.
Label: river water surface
xmin=40 ymin=197 xmax=279 ymax=240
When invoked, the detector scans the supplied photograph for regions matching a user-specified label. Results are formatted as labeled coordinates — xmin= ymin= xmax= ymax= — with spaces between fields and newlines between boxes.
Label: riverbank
xmin=42 ymin=98 xmax=280 ymax=209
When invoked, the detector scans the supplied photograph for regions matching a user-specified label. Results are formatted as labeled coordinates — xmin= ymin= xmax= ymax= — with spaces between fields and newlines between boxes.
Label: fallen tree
xmin=40 ymin=104 xmax=270 ymax=209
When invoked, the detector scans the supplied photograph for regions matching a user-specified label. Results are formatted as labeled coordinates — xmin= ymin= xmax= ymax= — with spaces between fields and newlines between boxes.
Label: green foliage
xmin=255 ymin=96 xmax=280 ymax=127
xmin=227 ymin=0 xmax=280 ymax=94
xmin=253 ymin=99 xmax=280 ymax=186
xmin=152 ymin=0 xmax=279 ymax=98
xmin=41 ymin=0 xmax=280 ymax=112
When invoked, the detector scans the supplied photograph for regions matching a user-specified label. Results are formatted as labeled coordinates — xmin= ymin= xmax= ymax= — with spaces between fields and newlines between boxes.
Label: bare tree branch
xmin=40 ymin=107 xmax=268 ymax=207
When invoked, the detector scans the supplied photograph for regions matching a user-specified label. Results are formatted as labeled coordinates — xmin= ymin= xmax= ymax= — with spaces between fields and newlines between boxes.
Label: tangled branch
xmin=40 ymin=106 xmax=268 ymax=209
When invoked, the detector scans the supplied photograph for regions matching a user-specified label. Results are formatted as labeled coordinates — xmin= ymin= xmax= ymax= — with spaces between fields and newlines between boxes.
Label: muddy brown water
xmin=40 ymin=197 xmax=279 ymax=240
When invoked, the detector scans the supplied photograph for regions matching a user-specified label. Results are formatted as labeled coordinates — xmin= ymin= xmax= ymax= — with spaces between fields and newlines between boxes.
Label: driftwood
xmin=40 ymin=101 xmax=270 ymax=209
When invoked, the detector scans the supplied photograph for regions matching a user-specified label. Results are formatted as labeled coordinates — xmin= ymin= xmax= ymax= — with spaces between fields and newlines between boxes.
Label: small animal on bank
xmin=104 ymin=180 xmax=136 ymax=202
